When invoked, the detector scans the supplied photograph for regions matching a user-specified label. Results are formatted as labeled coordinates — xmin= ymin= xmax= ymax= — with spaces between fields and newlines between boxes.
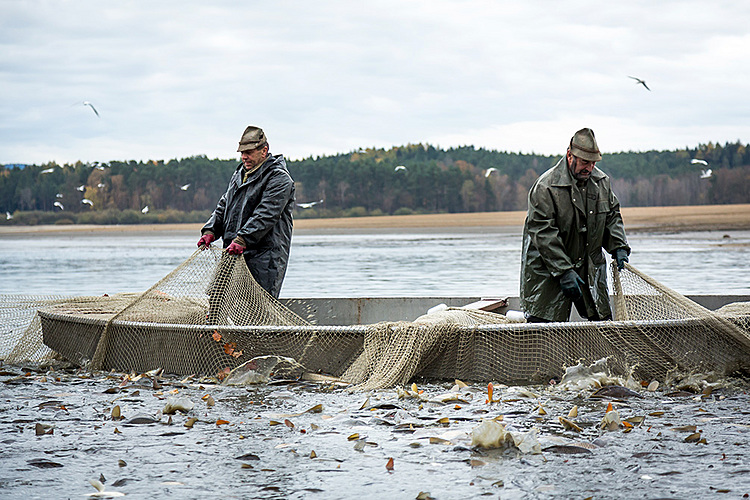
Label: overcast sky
xmin=2 ymin=1 xmax=749 ymax=166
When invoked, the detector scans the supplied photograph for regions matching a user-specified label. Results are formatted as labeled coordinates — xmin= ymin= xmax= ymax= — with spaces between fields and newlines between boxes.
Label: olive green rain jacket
xmin=520 ymin=157 xmax=630 ymax=322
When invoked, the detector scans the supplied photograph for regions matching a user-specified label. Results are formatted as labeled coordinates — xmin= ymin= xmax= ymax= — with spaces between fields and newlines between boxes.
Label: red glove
xmin=226 ymin=241 xmax=245 ymax=255
xmin=197 ymin=233 xmax=215 ymax=248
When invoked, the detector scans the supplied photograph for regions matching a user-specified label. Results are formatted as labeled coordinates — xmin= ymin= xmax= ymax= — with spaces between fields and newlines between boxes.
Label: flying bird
xmin=296 ymin=199 xmax=324 ymax=209
xmin=6 ymin=211 xmax=13 ymax=220
xmin=81 ymin=199 xmax=94 ymax=207
xmin=484 ymin=167 xmax=498 ymax=178
xmin=76 ymin=185 xmax=86 ymax=192
xmin=141 ymin=205 xmax=149 ymax=214
xmin=53 ymin=201 xmax=64 ymax=210
xmin=97 ymin=183 xmax=106 ymax=188
xmin=40 ymin=168 xmax=55 ymax=174
xmin=700 ymin=169 xmax=712 ymax=179
xmin=82 ymin=101 xmax=100 ymax=117
xmin=394 ymin=165 xmax=407 ymax=172
xmin=628 ymin=76 xmax=650 ymax=91
xmin=180 ymin=183 xmax=191 ymax=191
xmin=691 ymin=158 xmax=708 ymax=166
xmin=95 ymin=165 xmax=105 ymax=170
xmin=56 ymin=193 xmax=63 ymax=198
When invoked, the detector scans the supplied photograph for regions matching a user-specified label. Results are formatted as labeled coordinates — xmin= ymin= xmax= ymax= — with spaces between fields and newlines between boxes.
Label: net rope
xmin=2 ymin=246 xmax=749 ymax=389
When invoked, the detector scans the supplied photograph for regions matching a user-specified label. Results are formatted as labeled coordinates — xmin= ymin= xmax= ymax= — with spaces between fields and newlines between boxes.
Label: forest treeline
xmin=1 ymin=141 xmax=749 ymax=225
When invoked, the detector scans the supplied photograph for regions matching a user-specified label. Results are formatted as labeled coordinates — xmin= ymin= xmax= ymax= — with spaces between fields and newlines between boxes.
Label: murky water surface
xmin=1 ymin=228 xmax=749 ymax=498
xmin=1 ymin=366 xmax=749 ymax=499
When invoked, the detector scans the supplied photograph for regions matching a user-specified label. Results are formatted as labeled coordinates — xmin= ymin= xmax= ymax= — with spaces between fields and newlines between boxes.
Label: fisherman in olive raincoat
xmin=520 ymin=128 xmax=630 ymax=322
xmin=198 ymin=126 xmax=295 ymax=298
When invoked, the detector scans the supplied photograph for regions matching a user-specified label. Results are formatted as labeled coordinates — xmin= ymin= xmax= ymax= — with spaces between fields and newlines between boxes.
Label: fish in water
xmin=124 ymin=415 xmax=161 ymax=425
xmin=223 ymin=355 xmax=304 ymax=385
xmin=162 ymin=397 xmax=194 ymax=415
xmin=542 ymin=444 xmax=593 ymax=455
xmin=86 ymin=479 xmax=124 ymax=497
xmin=590 ymin=385 xmax=642 ymax=399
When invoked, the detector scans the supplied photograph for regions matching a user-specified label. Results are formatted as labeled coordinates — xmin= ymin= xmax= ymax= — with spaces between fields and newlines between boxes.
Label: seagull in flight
xmin=141 ymin=205 xmax=149 ymax=214
xmin=6 ymin=211 xmax=13 ymax=220
xmin=40 ymin=167 xmax=55 ymax=174
xmin=81 ymin=199 xmax=94 ymax=207
xmin=54 ymin=201 xmax=64 ymax=210
xmin=82 ymin=101 xmax=100 ymax=117
xmin=56 ymin=193 xmax=63 ymax=198
xmin=394 ymin=165 xmax=407 ymax=172
xmin=180 ymin=183 xmax=191 ymax=191
xmin=296 ymin=199 xmax=324 ymax=209
xmin=628 ymin=76 xmax=650 ymax=91
xmin=484 ymin=167 xmax=498 ymax=178
xmin=691 ymin=158 xmax=708 ymax=166
xmin=700 ymin=169 xmax=712 ymax=179
xmin=76 ymin=185 xmax=86 ymax=192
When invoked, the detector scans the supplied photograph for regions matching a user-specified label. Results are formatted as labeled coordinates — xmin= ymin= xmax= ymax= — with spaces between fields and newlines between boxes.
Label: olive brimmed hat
xmin=237 ymin=126 xmax=267 ymax=152
xmin=570 ymin=128 xmax=602 ymax=162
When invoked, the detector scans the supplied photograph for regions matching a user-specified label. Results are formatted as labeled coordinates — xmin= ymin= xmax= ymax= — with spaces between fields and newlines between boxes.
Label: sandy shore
xmin=1 ymin=204 xmax=749 ymax=235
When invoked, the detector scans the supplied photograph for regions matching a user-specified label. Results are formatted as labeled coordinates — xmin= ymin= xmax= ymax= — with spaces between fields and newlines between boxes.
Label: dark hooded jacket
xmin=520 ymin=157 xmax=629 ymax=321
xmin=202 ymin=153 xmax=295 ymax=298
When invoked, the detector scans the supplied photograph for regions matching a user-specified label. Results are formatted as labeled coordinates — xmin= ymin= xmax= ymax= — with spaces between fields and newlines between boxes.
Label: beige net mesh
xmin=2 ymin=246 xmax=749 ymax=389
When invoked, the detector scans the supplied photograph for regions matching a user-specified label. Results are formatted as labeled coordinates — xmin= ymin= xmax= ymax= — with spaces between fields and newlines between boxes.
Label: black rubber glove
xmin=559 ymin=269 xmax=584 ymax=301
xmin=614 ymin=248 xmax=629 ymax=270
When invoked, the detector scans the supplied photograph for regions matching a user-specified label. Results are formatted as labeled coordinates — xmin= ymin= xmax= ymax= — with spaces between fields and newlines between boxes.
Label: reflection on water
xmin=0 ymin=228 xmax=748 ymax=297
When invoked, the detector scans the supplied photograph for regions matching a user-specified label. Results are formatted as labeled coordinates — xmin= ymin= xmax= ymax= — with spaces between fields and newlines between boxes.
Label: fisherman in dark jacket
xmin=198 ymin=126 xmax=295 ymax=298
xmin=520 ymin=128 xmax=630 ymax=322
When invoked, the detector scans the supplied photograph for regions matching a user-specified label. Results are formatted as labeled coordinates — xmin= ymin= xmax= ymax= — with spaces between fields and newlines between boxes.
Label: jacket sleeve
xmin=526 ymin=182 xmax=575 ymax=277
xmin=602 ymin=188 xmax=630 ymax=255
xmin=236 ymin=169 xmax=294 ymax=246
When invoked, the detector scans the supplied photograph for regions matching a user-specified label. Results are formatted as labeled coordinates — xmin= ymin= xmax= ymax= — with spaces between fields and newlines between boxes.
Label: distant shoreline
xmin=1 ymin=204 xmax=750 ymax=235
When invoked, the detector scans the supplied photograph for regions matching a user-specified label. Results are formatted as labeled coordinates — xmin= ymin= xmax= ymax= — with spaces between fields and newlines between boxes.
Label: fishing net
xmin=2 ymin=246 xmax=750 ymax=390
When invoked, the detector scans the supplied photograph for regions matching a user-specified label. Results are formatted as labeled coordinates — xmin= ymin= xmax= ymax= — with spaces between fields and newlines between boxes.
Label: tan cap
xmin=570 ymin=128 xmax=602 ymax=162
xmin=237 ymin=126 xmax=267 ymax=152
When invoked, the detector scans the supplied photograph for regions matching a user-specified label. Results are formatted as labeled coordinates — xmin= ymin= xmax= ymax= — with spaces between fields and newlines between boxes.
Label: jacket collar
xmin=549 ymin=156 xmax=606 ymax=187
xmin=238 ymin=153 xmax=280 ymax=183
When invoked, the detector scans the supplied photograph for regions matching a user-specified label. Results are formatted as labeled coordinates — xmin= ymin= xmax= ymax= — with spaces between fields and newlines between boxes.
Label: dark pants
xmin=525 ymin=301 xmax=611 ymax=323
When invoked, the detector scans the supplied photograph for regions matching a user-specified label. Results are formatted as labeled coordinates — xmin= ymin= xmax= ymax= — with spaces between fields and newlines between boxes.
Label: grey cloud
xmin=1 ymin=0 xmax=750 ymax=164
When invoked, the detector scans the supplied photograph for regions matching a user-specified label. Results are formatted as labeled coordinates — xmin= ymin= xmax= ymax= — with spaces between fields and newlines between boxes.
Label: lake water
xmin=1 ymin=226 xmax=750 ymax=499
xmin=1 ymin=227 xmax=749 ymax=297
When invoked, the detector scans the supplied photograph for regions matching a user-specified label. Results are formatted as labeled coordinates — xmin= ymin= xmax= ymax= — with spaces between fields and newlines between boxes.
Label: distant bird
xmin=484 ymin=167 xmax=498 ymax=178
xmin=53 ymin=201 xmax=64 ymax=210
xmin=97 ymin=183 xmax=106 ymax=188
xmin=81 ymin=199 xmax=94 ymax=207
xmin=180 ymin=183 xmax=191 ymax=191
xmin=394 ymin=165 xmax=407 ymax=172
xmin=141 ymin=205 xmax=149 ymax=214
xmin=6 ymin=211 xmax=13 ymax=220
xmin=95 ymin=165 xmax=105 ymax=170
xmin=296 ymin=199 xmax=324 ymax=209
xmin=76 ymin=185 xmax=86 ymax=192
xmin=691 ymin=158 xmax=709 ymax=166
xmin=82 ymin=101 xmax=100 ymax=117
xmin=628 ymin=76 xmax=650 ymax=91
xmin=40 ymin=168 xmax=55 ymax=174
xmin=700 ymin=169 xmax=713 ymax=179
xmin=56 ymin=193 xmax=63 ymax=198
